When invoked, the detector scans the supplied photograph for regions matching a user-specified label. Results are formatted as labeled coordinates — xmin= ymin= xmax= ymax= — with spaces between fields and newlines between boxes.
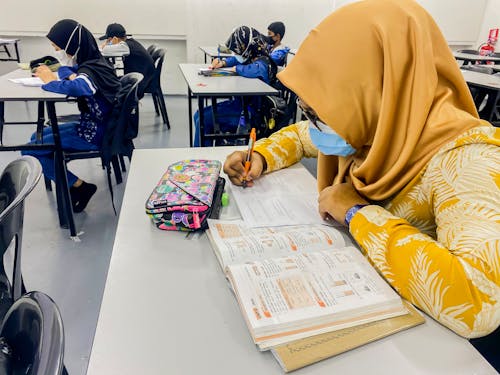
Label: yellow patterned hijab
xmin=278 ymin=0 xmax=487 ymax=200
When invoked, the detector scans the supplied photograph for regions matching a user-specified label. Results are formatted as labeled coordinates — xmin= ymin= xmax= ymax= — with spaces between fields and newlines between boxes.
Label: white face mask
xmin=54 ymin=49 xmax=75 ymax=66
xmin=234 ymin=54 xmax=246 ymax=64
xmin=54 ymin=24 xmax=81 ymax=66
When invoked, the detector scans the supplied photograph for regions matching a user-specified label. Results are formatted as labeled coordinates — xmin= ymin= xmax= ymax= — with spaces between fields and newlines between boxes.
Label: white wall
xmin=1 ymin=0 xmax=496 ymax=93
xmin=476 ymin=0 xmax=500 ymax=48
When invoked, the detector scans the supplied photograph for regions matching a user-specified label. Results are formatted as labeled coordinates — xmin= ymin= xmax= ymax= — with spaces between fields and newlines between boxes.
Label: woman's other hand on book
xmin=224 ymin=151 xmax=265 ymax=187
xmin=210 ymin=58 xmax=225 ymax=69
xmin=318 ymin=183 xmax=369 ymax=226
xmin=34 ymin=65 xmax=57 ymax=83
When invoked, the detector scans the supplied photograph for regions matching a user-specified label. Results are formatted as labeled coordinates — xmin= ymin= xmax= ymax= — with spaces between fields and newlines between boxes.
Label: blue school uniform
xmin=22 ymin=66 xmax=114 ymax=185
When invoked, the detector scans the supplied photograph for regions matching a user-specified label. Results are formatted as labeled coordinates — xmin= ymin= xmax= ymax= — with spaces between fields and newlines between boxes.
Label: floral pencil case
xmin=145 ymin=159 xmax=223 ymax=231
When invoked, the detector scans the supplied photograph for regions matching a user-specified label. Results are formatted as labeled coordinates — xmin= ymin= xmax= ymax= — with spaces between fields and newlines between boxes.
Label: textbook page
xmin=230 ymin=167 xmax=326 ymax=227
xmin=206 ymin=219 xmax=346 ymax=270
xmin=227 ymin=247 xmax=406 ymax=349
xmin=9 ymin=77 xmax=44 ymax=87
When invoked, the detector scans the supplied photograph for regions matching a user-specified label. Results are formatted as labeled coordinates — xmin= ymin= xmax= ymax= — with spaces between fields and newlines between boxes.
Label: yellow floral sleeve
xmin=350 ymin=126 xmax=500 ymax=338
xmin=254 ymin=121 xmax=317 ymax=173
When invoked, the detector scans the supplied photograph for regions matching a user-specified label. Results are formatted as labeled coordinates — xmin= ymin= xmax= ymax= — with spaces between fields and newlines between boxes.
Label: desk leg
xmin=14 ymin=41 xmax=20 ymax=63
xmin=46 ymin=102 xmax=76 ymax=237
xmin=188 ymin=87 xmax=193 ymax=147
xmin=198 ymin=96 xmax=205 ymax=147
xmin=0 ymin=101 xmax=4 ymax=145
xmin=36 ymin=101 xmax=45 ymax=141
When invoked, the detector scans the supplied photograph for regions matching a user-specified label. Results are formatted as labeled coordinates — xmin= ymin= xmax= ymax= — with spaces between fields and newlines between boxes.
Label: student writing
xmin=224 ymin=0 xmax=500 ymax=342
xmin=100 ymin=23 xmax=155 ymax=99
xmin=194 ymin=26 xmax=277 ymax=147
xmin=23 ymin=19 xmax=120 ymax=213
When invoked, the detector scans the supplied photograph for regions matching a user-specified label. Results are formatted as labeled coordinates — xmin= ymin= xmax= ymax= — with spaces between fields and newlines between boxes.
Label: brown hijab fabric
xmin=278 ymin=0 xmax=486 ymax=201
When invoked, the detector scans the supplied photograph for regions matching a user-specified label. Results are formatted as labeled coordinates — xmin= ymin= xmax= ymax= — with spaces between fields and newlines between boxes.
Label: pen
xmin=242 ymin=128 xmax=257 ymax=188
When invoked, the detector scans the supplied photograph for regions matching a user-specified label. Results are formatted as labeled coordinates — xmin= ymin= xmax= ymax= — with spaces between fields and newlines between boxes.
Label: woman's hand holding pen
xmin=223 ymin=151 xmax=265 ymax=187
xmin=210 ymin=58 xmax=225 ymax=69
xmin=34 ymin=65 xmax=57 ymax=83
xmin=318 ymin=183 xmax=369 ymax=226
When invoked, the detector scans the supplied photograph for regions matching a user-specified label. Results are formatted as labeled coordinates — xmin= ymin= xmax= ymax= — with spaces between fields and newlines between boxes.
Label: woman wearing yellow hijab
xmin=223 ymin=0 xmax=500 ymax=347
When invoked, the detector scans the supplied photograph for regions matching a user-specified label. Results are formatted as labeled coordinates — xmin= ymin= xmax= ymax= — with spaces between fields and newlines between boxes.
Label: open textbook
xmin=207 ymin=219 xmax=408 ymax=351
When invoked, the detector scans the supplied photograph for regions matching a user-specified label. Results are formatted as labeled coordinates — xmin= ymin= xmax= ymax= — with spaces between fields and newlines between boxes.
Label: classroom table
xmin=490 ymin=64 xmax=500 ymax=72
xmin=179 ymin=63 xmax=279 ymax=147
xmin=86 ymin=146 xmax=497 ymax=375
xmin=0 ymin=38 xmax=20 ymax=62
xmin=461 ymin=68 xmax=500 ymax=123
xmin=0 ymin=69 xmax=77 ymax=236
xmin=453 ymin=51 xmax=500 ymax=64
xmin=199 ymin=46 xmax=233 ymax=63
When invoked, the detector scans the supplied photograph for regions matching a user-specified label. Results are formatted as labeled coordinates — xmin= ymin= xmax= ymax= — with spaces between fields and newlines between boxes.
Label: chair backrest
xmin=151 ymin=48 xmax=166 ymax=74
xmin=0 ymin=156 xmax=41 ymax=301
xmin=0 ymin=291 xmax=65 ymax=375
xmin=146 ymin=44 xmax=157 ymax=56
xmin=101 ymin=72 xmax=143 ymax=165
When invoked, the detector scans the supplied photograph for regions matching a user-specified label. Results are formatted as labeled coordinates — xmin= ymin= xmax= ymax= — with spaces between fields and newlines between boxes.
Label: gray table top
xmin=199 ymin=46 xmax=233 ymax=58
xmin=454 ymin=52 xmax=500 ymax=62
xmin=179 ymin=63 xmax=279 ymax=96
xmin=86 ymin=147 xmax=496 ymax=375
xmin=0 ymin=38 xmax=20 ymax=45
xmin=0 ymin=69 xmax=66 ymax=101
xmin=461 ymin=68 xmax=500 ymax=90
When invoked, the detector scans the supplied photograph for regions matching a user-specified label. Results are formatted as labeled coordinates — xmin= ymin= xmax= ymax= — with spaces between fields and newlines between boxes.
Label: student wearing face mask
xmin=22 ymin=19 xmax=120 ymax=213
xmin=99 ymin=23 xmax=155 ymax=99
xmin=223 ymin=0 xmax=500 ymax=364
xmin=266 ymin=22 xmax=290 ymax=67
xmin=194 ymin=26 xmax=277 ymax=147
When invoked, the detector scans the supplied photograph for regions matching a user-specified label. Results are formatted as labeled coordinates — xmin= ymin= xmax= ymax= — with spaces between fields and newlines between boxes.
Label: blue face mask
xmin=234 ymin=54 xmax=246 ymax=63
xmin=308 ymin=121 xmax=356 ymax=157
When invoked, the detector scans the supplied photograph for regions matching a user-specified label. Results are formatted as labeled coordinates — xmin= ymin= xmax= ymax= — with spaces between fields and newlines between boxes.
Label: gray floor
xmin=0 ymin=76 xmax=317 ymax=375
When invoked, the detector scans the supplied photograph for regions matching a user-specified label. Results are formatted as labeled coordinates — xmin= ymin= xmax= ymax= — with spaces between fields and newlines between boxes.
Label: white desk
xmin=199 ymin=46 xmax=233 ymax=63
xmin=87 ymin=147 xmax=496 ymax=375
xmin=461 ymin=69 xmax=500 ymax=123
xmin=0 ymin=38 xmax=20 ymax=62
xmin=179 ymin=63 xmax=279 ymax=147
xmin=0 ymin=69 xmax=77 ymax=236
xmin=454 ymin=52 xmax=500 ymax=64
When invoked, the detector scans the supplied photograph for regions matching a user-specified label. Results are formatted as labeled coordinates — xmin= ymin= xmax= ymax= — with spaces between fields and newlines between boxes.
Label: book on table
xmin=207 ymin=219 xmax=410 ymax=351
xmin=198 ymin=67 xmax=236 ymax=77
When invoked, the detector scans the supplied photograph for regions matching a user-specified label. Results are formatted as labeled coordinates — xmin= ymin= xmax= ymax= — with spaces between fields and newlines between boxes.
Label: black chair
xmin=0 ymin=156 xmax=41 ymax=321
xmin=55 ymin=73 xmax=143 ymax=212
xmin=144 ymin=48 xmax=170 ymax=128
xmin=0 ymin=291 xmax=65 ymax=375
xmin=146 ymin=44 xmax=157 ymax=56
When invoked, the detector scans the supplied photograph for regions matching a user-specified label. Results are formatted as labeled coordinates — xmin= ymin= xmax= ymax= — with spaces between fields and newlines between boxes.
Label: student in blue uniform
xmin=23 ymin=19 xmax=120 ymax=212
xmin=194 ymin=26 xmax=277 ymax=147
xmin=266 ymin=22 xmax=290 ymax=67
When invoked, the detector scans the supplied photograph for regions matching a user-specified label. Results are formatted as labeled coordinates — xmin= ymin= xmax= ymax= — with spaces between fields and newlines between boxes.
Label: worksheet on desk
xmin=230 ymin=167 xmax=328 ymax=228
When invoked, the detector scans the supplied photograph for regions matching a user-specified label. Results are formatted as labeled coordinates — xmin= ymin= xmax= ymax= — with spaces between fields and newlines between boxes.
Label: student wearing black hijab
xmin=22 ymin=19 xmax=120 ymax=213
xmin=194 ymin=26 xmax=277 ymax=146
